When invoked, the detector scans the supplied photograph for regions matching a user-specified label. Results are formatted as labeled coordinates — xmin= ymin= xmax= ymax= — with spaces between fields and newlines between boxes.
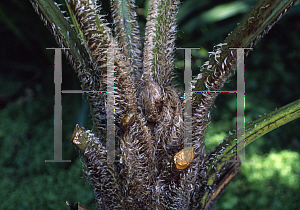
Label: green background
xmin=0 ymin=0 xmax=300 ymax=209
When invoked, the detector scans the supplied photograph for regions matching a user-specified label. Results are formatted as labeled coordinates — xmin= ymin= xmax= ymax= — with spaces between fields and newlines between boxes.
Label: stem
xmin=203 ymin=99 xmax=300 ymax=208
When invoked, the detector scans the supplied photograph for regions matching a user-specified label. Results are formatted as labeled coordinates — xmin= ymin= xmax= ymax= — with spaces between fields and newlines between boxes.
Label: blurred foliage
xmin=0 ymin=0 xmax=300 ymax=209
xmin=214 ymin=150 xmax=300 ymax=210
xmin=0 ymin=97 xmax=95 ymax=209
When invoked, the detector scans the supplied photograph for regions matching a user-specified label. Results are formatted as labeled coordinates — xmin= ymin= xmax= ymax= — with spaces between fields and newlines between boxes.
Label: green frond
xmin=190 ymin=1 xmax=297 ymax=208
xmin=153 ymin=0 xmax=180 ymax=87
xmin=29 ymin=0 xmax=96 ymax=91
xmin=142 ymin=0 xmax=179 ymax=87
xmin=110 ymin=0 xmax=143 ymax=78
xmin=191 ymin=0 xmax=297 ymax=180
xmin=65 ymin=0 xmax=112 ymax=77
xmin=142 ymin=0 xmax=159 ymax=79
xmin=193 ymin=0 xmax=297 ymax=104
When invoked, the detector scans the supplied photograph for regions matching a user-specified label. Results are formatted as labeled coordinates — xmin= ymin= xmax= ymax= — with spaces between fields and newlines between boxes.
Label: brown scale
xmin=174 ymin=147 xmax=195 ymax=170
xmin=138 ymin=78 xmax=163 ymax=123
xmin=119 ymin=113 xmax=136 ymax=145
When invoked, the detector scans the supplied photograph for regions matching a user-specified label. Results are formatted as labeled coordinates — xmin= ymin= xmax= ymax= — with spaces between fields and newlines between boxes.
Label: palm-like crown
xmin=29 ymin=0 xmax=299 ymax=209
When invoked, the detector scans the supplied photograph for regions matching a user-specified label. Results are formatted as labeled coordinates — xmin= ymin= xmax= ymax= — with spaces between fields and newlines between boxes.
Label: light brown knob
xmin=174 ymin=147 xmax=194 ymax=170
